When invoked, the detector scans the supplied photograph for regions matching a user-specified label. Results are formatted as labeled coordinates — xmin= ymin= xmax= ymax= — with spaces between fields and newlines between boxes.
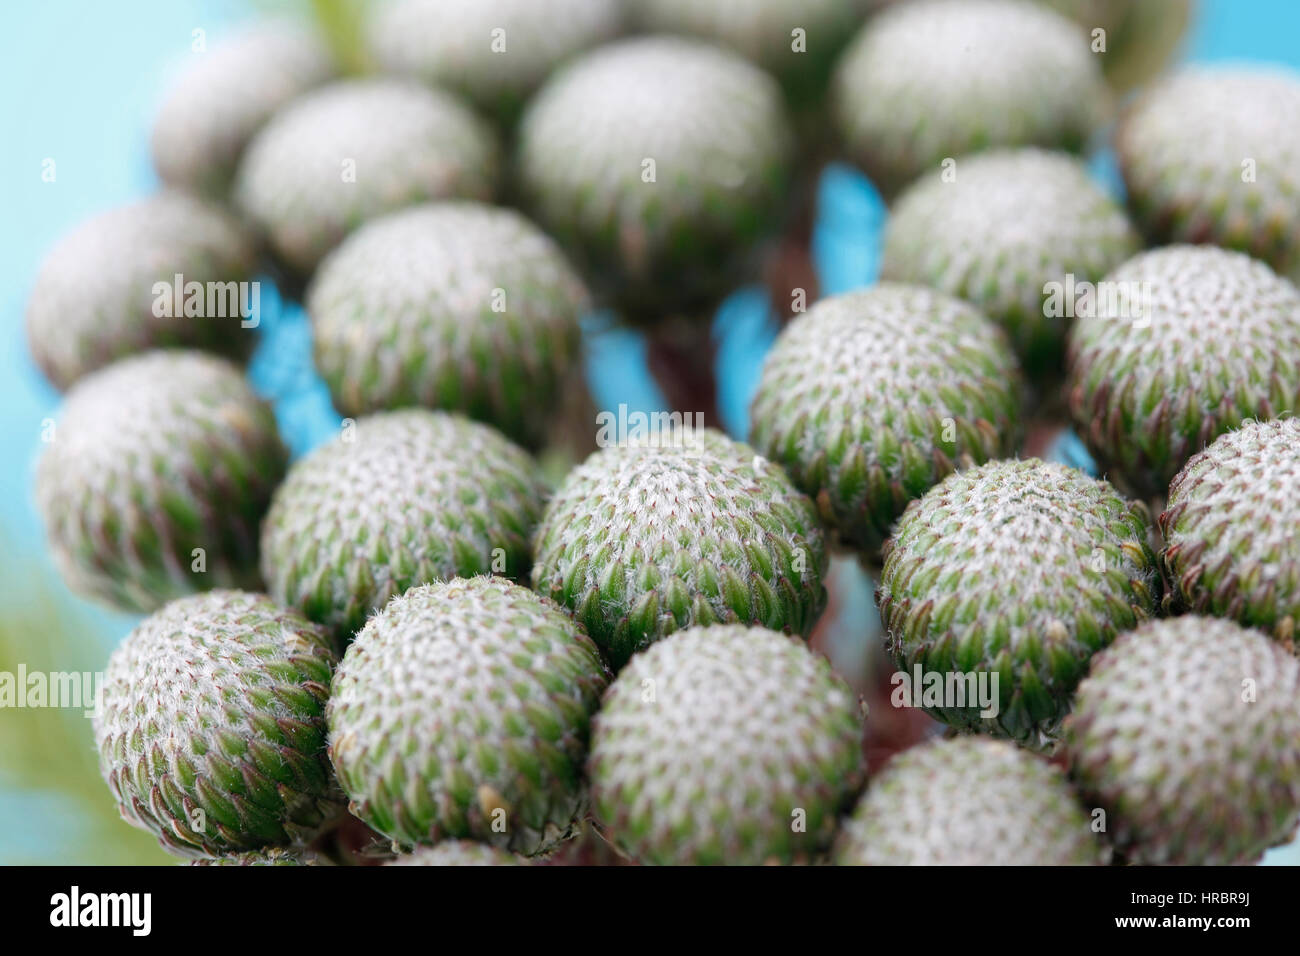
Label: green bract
xmin=517 ymin=36 xmax=793 ymax=321
xmin=26 ymin=193 xmax=258 ymax=389
xmin=881 ymin=149 xmax=1139 ymax=375
xmin=307 ymin=202 xmax=587 ymax=449
xmin=632 ymin=0 xmax=862 ymax=106
xmin=749 ymin=283 xmax=1023 ymax=557
xmin=835 ymin=737 xmax=1101 ymax=865
xmin=589 ymin=624 xmax=864 ymax=865
xmin=1160 ymin=417 xmax=1300 ymax=643
xmin=1065 ymin=616 xmax=1300 ymax=865
xmin=151 ymin=20 xmax=336 ymax=197
xmin=94 ymin=590 xmax=342 ymax=858
xmin=877 ymin=458 xmax=1158 ymax=745
xmin=532 ymin=429 xmax=828 ymax=668
xmin=260 ymin=410 xmax=548 ymax=642
xmin=367 ymin=0 xmax=624 ymax=123
xmin=832 ymin=0 xmax=1107 ymax=197
xmin=1118 ymin=65 xmax=1300 ymax=284
xmin=328 ymin=577 xmax=609 ymax=855
xmin=1067 ymin=245 xmax=1300 ymax=499
xmin=36 ymin=351 xmax=287 ymax=613
xmin=234 ymin=79 xmax=498 ymax=275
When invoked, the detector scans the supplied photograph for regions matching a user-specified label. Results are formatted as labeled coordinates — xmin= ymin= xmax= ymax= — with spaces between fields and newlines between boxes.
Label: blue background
xmin=2 ymin=0 xmax=1298 ymax=864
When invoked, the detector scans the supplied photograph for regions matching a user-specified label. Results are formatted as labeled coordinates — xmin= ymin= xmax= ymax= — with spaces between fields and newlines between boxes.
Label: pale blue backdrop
xmin=2 ymin=0 xmax=1297 ymax=864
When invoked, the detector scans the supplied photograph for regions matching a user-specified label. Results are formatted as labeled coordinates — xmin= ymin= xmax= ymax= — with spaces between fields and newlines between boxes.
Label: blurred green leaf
xmin=0 ymin=572 xmax=172 ymax=865
xmin=253 ymin=0 xmax=374 ymax=73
